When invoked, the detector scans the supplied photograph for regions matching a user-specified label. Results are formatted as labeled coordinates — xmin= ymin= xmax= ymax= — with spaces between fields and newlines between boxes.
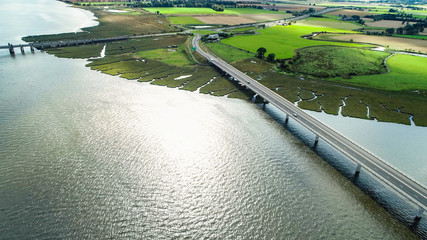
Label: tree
xmin=396 ymin=27 xmax=404 ymax=34
xmin=267 ymin=53 xmax=276 ymax=62
xmin=385 ymin=28 xmax=395 ymax=35
xmin=256 ymin=47 xmax=267 ymax=58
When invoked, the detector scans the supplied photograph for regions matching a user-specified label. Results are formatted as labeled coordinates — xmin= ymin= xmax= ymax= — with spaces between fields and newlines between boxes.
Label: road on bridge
xmin=192 ymin=35 xmax=427 ymax=212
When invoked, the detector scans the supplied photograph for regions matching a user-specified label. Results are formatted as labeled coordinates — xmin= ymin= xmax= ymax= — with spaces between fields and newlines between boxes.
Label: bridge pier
xmin=262 ymin=100 xmax=268 ymax=110
xmin=284 ymin=114 xmax=289 ymax=125
xmin=8 ymin=43 xmax=15 ymax=55
xmin=414 ymin=207 xmax=424 ymax=223
xmin=313 ymin=135 xmax=320 ymax=148
xmin=30 ymin=44 xmax=35 ymax=53
xmin=354 ymin=163 xmax=362 ymax=177
xmin=20 ymin=45 xmax=25 ymax=54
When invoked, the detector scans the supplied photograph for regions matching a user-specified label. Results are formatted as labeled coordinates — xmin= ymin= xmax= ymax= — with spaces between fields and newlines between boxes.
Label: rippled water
xmin=0 ymin=1 xmax=425 ymax=239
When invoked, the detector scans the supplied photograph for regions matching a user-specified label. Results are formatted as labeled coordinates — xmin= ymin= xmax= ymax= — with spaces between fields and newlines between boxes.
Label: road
xmin=192 ymin=35 xmax=427 ymax=212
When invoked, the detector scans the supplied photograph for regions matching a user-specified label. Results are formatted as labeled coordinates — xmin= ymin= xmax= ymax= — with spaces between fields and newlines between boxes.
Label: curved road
xmin=192 ymin=35 xmax=427 ymax=213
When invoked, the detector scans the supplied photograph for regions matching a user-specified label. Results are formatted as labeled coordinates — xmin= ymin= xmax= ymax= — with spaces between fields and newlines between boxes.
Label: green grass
xmin=136 ymin=47 xmax=193 ymax=67
xmin=340 ymin=54 xmax=427 ymax=91
xmin=225 ymin=26 xmax=257 ymax=33
xmin=287 ymin=46 xmax=390 ymax=78
xmin=190 ymin=30 xmax=218 ymax=35
xmin=221 ymin=25 xmax=368 ymax=59
xmin=143 ymin=7 xmax=284 ymax=15
xmin=168 ymin=16 xmax=204 ymax=25
xmin=295 ymin=17 xmax=362 ymax=31
xmin=205 ymin=42 xmax=254 ymax=63
xmin=393 ymin=34 xmax=427 ymax=40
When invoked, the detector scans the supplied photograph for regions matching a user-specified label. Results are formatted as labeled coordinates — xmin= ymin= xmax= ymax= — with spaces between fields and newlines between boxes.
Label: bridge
xmin=0 ymin=32 xmax=186 ymax=56
xmin=192 ymin=35 xmax=427 ymax=222
xmin=0 ymin=36 xmax=130 ymax=55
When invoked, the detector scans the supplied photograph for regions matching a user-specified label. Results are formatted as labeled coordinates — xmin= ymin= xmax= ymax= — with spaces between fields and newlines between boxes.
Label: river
xmin=0 ymin=0 xmax=425 ymax=239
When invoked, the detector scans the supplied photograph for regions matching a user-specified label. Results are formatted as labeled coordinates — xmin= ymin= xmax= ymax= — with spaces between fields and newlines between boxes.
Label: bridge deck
xmin=192 ymin=35 xmax=427 ymax=211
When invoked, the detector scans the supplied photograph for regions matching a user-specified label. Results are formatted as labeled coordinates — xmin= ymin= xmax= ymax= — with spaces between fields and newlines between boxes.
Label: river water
xmin=0 ymin=0 xmax=425 ymax=239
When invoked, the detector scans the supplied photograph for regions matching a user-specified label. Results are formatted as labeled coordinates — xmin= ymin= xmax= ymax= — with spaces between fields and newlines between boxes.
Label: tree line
xmin=384 ymin=21 xmax=426 ymax=35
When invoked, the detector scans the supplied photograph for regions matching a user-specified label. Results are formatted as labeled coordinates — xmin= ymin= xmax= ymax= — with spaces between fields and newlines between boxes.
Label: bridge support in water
xmin=414 ymin=207 xmax=424 ymax=222
xmin=30 ymin=45 xmax=35 ymax=53
xmin=284 ymin=114 xmax=289 ymax=125
xmin=262 ymin=100 xmax=268 ymax=110
xmin=313 ymin=135 xmax=320 ymax=148
xmin=20 ymin=45 xmax=25 ymax=54
xmin=8 ymin=44 xmax=15 ymax=55
xmin=354 ymin=163 xmax=362 ymax=177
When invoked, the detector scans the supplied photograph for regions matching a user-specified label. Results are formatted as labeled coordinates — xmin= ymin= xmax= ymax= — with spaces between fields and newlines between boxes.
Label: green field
xmin=221 ymin=25 xmax=367 ymax=59
xmin=143 ymin=7 xmax=284 ymax=15
xmin=168 ymin=16 xmax=204 ymax=25
xmin=393 ymin=34 xmax=427 ymax=40
xmin=206 ymin=42 xmax=254 ymax=63
xmin=136 ymin=48 xmax=193 ymax=67
xmin=224 ymin=26 xmax=257 ymax=33
xmin=287 ymin=46 xmax=390 ymax=78
xmin=190 ymin=30 xmax=218 ymax=35
xmin=339 ymin=54 xmax=427 ymax=91
xmin=295 ymin=17 xmax=362 ymax=31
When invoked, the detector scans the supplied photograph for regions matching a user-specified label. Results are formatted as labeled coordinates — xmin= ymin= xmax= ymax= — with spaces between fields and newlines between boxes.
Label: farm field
xmin=393 ymin=34 xmax=427 ymax=40
xmin=270 ymin=3 xmax=325 ymax=12
xmin=365 ymin=20 xmax=417 ymax=28
xmin=143 ymin=7 xmax=284 ymax=15
xmin=326 ymin=9 xmax=379 ymax=17
xmin=168 ymin=16 xmax=204 ymax=25
xmin=221 ymin=25 xmax=366 ymax=59
xmin=241 ymin=13 xmax=292 ymax=22
xmin=341 ymin=54 xmax=427 ymax=91
xmin=194 ymin=16 xmax=254 ymax=25
xmin=295 ymin=17 xmax=361 ymax=31
xmin=316 ymin=33 xmax=427 ymax=53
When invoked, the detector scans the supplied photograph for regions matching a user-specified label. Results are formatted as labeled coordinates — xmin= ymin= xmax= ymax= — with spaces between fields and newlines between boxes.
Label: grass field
xmin=136 ymin=47 xmax=193 ymax=67
xmin=221 ymin=25 xmax=367 ymax=59
xmin=393 ymin=34 xmax=427 ymax=40
xmin=339 ymin=54 xmax=427 ymax=91
xmin=295 ymin=17 xmax=362 ymax=30
xmin=143 ymin=7 xmax=284 ymax=15
xmin=287 ymin=46 xmax=390 ymax=78
xmin=205 ymin=42 xmax=254 ymax=63
xmin=168 ymin=16 xmax=204 ymax=25
xmin=190 ymin=30 xmax=218 ymax=35
xmin=224 ymin=26 xmax=257 ymax=33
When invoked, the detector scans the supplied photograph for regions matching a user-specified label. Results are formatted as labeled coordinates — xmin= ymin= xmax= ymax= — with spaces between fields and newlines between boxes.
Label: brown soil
xmin=241 ymin=13 xmax=291 ymax=22
xmin=366 ymin=20 xmax=418 ymax=28
xmin=194 ymin=16 xmax=254 ymax=25
xmin=327 ymin=10 xmax=378 ymax=17
xmin=324 ymin=34 xmax=427 ymax=52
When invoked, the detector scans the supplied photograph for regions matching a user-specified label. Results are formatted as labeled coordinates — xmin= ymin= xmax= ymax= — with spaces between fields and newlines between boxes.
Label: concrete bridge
xmin=192 ymin=35 xmax=427 ymax=223
xmin=0 ymin=32 xmax=185 ymax=56
xmin=0 ymin=36 xmax=130 ymax=55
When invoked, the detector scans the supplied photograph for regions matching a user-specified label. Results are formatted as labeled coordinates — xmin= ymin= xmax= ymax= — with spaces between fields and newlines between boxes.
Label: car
xmin=293 ymin=113 xmax=298 ymax=117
